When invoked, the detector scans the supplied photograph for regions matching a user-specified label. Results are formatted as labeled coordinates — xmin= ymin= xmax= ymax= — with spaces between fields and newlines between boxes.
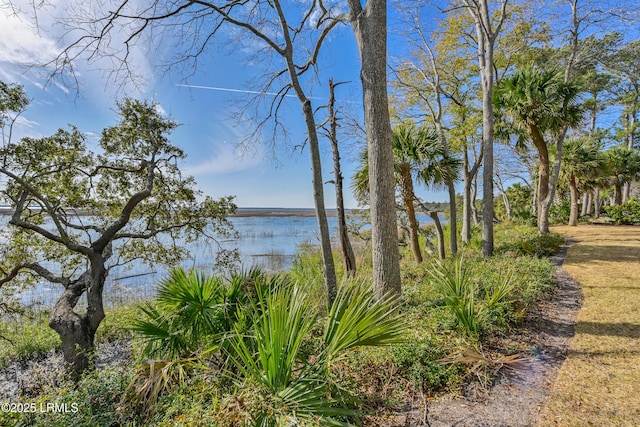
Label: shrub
xmin=226 ymin=279 xmax=406 ymax=426
xmin=605 ymin=198 xmax=640 ymax=224
xmin=391 ymin=340 xmax=452 ymax=393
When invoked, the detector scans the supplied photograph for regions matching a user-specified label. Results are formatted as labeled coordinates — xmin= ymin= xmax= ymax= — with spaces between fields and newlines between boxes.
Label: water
xmin=5 ymin=210 xmax=441 ymax=306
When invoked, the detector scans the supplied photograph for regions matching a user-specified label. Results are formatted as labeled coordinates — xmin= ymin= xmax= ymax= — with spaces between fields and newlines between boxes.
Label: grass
xmin=539 ymin=225 xmax=640 ymax=426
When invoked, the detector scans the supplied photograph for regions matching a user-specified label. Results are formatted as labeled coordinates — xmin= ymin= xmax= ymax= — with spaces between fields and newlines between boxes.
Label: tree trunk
xmin=471 ymin=172 xmax=480 ymax=225
xmin=530 ymin=124 xmax=551 ymax=234
xmin=615 ymin=183 xmax=623 ymax=205
xmin=328 ymin=79 xmax=356 ymax=278
xmin=447 ymin=182 xmax=457 ymax=255
xmin=348 ymin=0 xmax=401 ymax=299
xmin=398 ymin=163 xmax=422 ymax=263
xmin=480 ymin=49 xmax=495 ymax=257
xmin=580 ymin=191 xmax=589 ymax=217
xmin=49 ymin=261 xmax=106 ymax=377
xmin=428 ymin=211 xmax=446 ymax=260
xmin=462 ymin=150 xmax=472 ymax=244
xmin=502 ymin=190 xmax=511 ymax=220
xmin=569 ymin=175 xmax=579 ymax=226
xmin=594 ymin=187 xmax=602 ymax=218
xmin=586 ymin=191 xmax=593 ymax=215
xmin=277 ymin=10 xmax=338 ymax=304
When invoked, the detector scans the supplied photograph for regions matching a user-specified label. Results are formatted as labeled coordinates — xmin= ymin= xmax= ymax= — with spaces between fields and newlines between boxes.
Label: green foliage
xmin=549 ymin=198 xmax=571 ymax=224
xmin=429 ymin=258 xmax=480 ymax=337
xmin=226 ymin=279 xmax=406 ymax=426
xmin=496 ymin=225 xmax=565 ymax=257
xmin=132 ymin=267 xmax=257 ymax=359
xmin=391 ymin=340 xmax=452 ymax=392
xmin=605 ymin=198 xmax=640 ymax=224
xmin=1 ymin=366 xmax=135 ymax=427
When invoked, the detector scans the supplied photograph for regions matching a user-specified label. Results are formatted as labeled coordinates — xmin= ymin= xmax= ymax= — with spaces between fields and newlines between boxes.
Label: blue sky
xmin=4 ymin=1 xmax=634 ymax=208
xmin=1 ymin=0 xmax=456 ymax=209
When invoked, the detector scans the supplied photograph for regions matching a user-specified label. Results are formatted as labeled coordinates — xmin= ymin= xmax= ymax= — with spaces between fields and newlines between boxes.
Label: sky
xmin=3 ymin=1 xmax=636 ymax=209
xmin=0 ymin=0 xmax=457 ymax=209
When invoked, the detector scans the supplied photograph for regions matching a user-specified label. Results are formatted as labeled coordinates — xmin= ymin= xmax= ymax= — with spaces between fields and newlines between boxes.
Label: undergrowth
xmin=0 ymin=223 xmax=558 ymax=426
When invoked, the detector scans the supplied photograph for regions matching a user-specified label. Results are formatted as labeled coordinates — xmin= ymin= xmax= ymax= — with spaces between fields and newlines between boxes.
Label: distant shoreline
xmin=233 ymin=208 xmax=341 ymax=217
xmin=0 ymin=207 xmax=345 ymax=218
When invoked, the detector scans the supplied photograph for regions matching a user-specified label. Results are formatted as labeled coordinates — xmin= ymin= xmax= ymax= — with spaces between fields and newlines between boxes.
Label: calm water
xmin=8 ymin=211 xmax=439 ymax=306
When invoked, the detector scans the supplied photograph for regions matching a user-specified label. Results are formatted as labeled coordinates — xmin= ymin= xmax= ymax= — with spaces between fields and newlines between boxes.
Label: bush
xmin=605 ymin=199 xmax=640 ymax=224
xmin=391 ymin=340 xmax=453 ymax=392
xmin=497 ymin=231 xmax=564 ymax=257
xmin=549 ymin=198 xmax=571 ymax=224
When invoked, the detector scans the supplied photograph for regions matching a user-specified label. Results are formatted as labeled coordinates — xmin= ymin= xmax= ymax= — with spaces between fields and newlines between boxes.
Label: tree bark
xmin=275 ymin=1 xmax=338 ymax=304
xmin=580 ymin=191 xmax=588 ymax=217
xmin=49 ymin=255 xmax=106 ymax=377
xmin=347 ymin=0 xmax=401 ymax=299
xmin=398 ymin=163 xmax=422 ymax=263
xmin=594 ymin=187 xmax=602 ymax=218
xmin=615 ymin=183 xmax=623 ymax=205
xmin=447 ymin=182 xmax=457 ymax=255
xmin=462 ymin=150 xmax=472 ymax=244
xmin=568 ymin=174 xmax=579 ymax=226
xmin=327 ymin=79 xmax=356 ymax=278
xmin=428 ymin=211 xmax=446 ymax=260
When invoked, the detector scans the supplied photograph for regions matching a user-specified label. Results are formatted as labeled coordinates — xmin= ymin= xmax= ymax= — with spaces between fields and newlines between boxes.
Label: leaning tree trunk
xmin=398 ymin=163 xmax=422 ymax=263
xmin=348 ymin=0 xmax=401 ymax=299
xmin=49 ymin=260 xmax=106 ymax=377
xmin=531 ymin=125 xmax=551 ymax=234
xmin=568 ymin=175 xmax=579 ymax=226
xmin=428 ymin=211 xmax=446 ymax=260
xmin=280 ymin=22 xmax=338 ymax=305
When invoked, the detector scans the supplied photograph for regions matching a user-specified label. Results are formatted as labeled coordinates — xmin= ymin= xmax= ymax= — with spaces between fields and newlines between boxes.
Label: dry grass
xmin=539 ymin=225 xmax=640 ymax=427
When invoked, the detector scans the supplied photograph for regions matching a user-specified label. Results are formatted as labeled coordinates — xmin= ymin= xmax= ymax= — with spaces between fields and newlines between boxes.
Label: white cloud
xmin=0 ymin=10 xmax=59 ymax=66
xmin=186 ymin=141 xmax=265 ymax=176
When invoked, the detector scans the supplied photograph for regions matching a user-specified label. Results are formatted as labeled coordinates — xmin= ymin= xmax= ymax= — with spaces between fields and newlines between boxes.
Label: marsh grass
xmin=539 ymin=225 xmax=640 ymax=426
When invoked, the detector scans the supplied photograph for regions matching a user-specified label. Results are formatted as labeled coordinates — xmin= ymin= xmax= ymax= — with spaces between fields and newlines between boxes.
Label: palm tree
xmin=353 ymin=124 xmax=460 ymax=262
xmin=604 ymin=146 xmax=640 ymax=205
xmin=494 ymin=66 xmax=583 ymax=234
xmin=561 ymin=137 xmax=601 ymax=226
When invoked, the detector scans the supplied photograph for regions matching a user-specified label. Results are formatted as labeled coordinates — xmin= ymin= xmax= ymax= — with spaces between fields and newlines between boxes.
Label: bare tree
xmin=346 ymin=0 xmax=401 ymax=299
xmin=49 ymin=0 xmax=345 ymax=304
xmin=320 ymin=78 xmax=356 ymax=277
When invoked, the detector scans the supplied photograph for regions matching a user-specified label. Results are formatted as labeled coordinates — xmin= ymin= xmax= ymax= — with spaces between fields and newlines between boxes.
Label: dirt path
xmin=418 ymin=239 xmax=583 ymax=427
xmin=538 ymin=225 xmax=640 ymax=426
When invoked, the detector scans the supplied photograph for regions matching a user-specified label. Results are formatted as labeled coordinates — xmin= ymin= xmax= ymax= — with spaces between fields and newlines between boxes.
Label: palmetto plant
xmin=226 ymin=279 xmax=406 ymax=426
xmin=132 ymin=267 xmax=259 ymax=359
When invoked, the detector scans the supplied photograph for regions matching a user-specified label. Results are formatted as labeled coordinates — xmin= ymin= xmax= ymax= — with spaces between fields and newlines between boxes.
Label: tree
xmin=459 ymin=0 xmax=509 ymax=256
xmin=48 ymin=0 xmax=343 ymax=305
xmin=321 ymin=78 xmax=356 ymax=277
xmin=560 ymin=137 xmax=601 ymax=225
xmin=0 ymin=95 xmax=236 ymax=374
xmin=353 ymin=124 xmax=459 ymax=261
xmin=494 ymin=66 xmax=583 ymax=234
xmin=346 ymin=0 xmax=401 ymax=299
xmin=604 ymin=146 xmax=640 ymax=205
